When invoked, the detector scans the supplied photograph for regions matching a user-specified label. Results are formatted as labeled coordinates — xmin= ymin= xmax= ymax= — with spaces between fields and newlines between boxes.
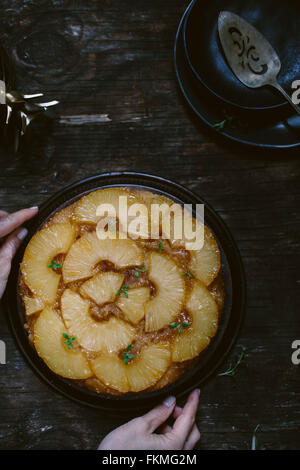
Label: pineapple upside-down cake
xmin=20 ymin=188 xmax=224 ymax=395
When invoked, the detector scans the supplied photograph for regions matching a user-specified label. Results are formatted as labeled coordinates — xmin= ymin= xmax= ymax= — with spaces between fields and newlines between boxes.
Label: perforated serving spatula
xmin=218 ymin=11 xmax=300 ymax=117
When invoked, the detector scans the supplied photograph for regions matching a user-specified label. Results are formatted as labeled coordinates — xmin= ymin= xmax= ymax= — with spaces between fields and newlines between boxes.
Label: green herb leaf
xmin=134 ymin=264 xmax=148 ymax=277
xmin=123 ymin=355 xmax=129 ymax=365
xmin=116 ymin=286 xmax=130 ymax=298
xmin=182 ymin=270 xmax=195 ymax=279
xmin=48 ymin=259 xmax=62 ymax=271
xmin=213 ymin=119 xmax=227 ymax=131
xmin=156 ymin=241 xmax=165 ymax=253
xmin=218 ymin=346 xmax=247 ymax=377
xmin=123 ymin=345 xmax=134 ymax=364
xmin=214 ymin=109 xmax=249 ymax=132
xmin=169 ymin=321 xmax=190 ymax=335
xmin=139 ymin=266 xmax=147 ymax=273
xmin=62 ymin=333 xmax=76 ymax=349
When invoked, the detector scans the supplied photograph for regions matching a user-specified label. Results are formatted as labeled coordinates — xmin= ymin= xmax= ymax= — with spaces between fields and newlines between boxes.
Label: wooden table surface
xmin=0 ymin=0 xmax=299 ymax=450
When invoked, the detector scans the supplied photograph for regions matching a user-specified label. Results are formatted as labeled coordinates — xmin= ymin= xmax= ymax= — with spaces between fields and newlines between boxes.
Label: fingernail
xmin=17 ymin=228 xmax=28 ymax=240
xmin=29 ymin=206 xmax=38 ymax=211
xmin=163 ymin=396 xmax=176 ymax=407
xmin=195 ymin=389 xmax=200 ymax=396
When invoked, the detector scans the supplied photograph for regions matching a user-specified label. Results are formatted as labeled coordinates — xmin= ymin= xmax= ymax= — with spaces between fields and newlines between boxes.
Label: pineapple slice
xmin=74 ymin=187 xmax=151 ymax=240
xmin=116 ymin=287 xmax=150 ymax=324
xmin=62 ymin=232 xmax=143 ymax=283
xmin=145 ymin=252 xmax=184 ymax=331
xmin=80 ymin=272 xmax=124 ymax=305
xmin=61 ymin=289 xmax=135 ymax=352
xmin=172 ymin=281 xmax=218 ymax=362
xmin=127 ymin=343 xmax=171 ymax=392
xmin=189 ymin=226 xmax=221 ymax=286
xmin=21 ymin=223 xmax=75 ymax=304
xmin=92 ymin=342 xmax=171 ymax=393
xmin=133 ymin=190 xmax=165 ymax=209
xmin=164 ymin=204 xmax=220 ymax=279
xmin=48 ymin=203 xmax=76 ymax=225
xmin=34 ymin=306 xmax=92 ymax=379
xmin=92 ymin=353 xmax=130 ymax=393
xmin=74 ymin=187 xmax=141 ymax=225
xmin=23 ymin=295 xmax=44 ymax=316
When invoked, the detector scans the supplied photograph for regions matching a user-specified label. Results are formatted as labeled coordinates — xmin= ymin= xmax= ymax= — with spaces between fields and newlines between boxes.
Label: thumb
xmin=140 ymin=396 xmax=176 ymax=433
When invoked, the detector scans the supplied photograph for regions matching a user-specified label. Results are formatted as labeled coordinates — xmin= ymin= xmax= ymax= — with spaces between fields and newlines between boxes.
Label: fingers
xmin=141 ymin=396 xmax=176 ymax=432
xmin=171 ymin=389 xmax=200 ymax=446
xmin=183 ymin=424 xmax=201 ymax=450
xmin=172 ymin=405 xmax=201 ymax=449
xmin=0 ymin=207 xmax=38 ymax=238
xmin=0 ymin=227 xmax=28 ymax=298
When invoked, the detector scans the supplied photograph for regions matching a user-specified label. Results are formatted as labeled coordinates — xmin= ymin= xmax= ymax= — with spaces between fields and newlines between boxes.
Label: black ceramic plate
xmin=4 ymin=173 xmax=246 ymax=412
xmin=184 ymin=0 xmax=300 ymax=110
xmin=175 ymin=2 xmax=300 ymax=149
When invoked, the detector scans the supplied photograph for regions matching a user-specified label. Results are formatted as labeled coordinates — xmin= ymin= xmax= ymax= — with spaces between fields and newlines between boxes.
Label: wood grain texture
xmin=0 ymin=0 xmax=299 ymax=450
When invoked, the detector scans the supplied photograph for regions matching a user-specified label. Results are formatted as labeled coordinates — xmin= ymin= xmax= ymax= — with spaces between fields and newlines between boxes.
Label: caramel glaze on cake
xmin=19 ymin=188 xmax=224 ymax=396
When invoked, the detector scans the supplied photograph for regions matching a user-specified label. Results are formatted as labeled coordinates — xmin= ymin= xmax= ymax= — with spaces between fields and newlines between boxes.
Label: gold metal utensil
xmin=218 ymin=11 xmax=300 ymax=116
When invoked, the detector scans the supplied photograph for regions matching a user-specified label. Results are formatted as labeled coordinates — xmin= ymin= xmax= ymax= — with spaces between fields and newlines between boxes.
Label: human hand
xmin=98 ymin=389 xmax=200 ymax=450
xmin=0 ymin=207 xmax=38 ymax=299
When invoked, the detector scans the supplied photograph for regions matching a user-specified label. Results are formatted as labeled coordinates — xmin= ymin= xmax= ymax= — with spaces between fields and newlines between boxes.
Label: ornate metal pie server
xmin=218 ymin=11 xmax=300 ymax=116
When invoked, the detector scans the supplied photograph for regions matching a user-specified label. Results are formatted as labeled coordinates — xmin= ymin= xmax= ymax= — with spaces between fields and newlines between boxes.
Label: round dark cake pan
xmin=4 ymin=172 xmax=246 ymax=413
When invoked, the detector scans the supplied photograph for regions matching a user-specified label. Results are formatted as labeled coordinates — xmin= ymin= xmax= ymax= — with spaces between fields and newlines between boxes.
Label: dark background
xmin=0 ymin=0 xmax=299 ymax=450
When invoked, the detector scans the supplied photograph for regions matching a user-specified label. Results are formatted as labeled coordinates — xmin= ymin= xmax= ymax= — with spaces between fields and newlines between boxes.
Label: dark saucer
xmin=174 ymin=2 xmax=300 ymax=149
xmin=183 ymin=0 xmax=300 ymax=111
